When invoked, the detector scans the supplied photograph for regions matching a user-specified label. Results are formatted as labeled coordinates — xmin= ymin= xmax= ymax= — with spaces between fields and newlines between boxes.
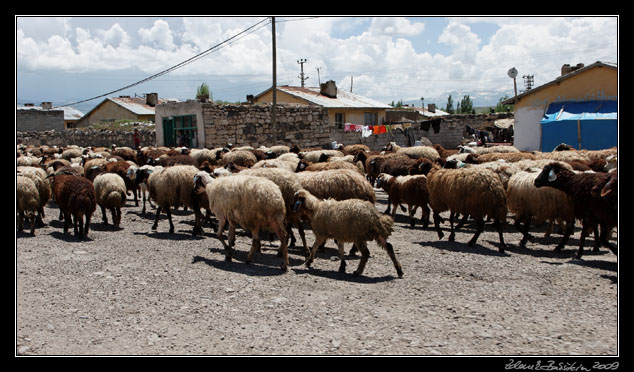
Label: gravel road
xmin=16 ymin=188 xmax=618 ymax=356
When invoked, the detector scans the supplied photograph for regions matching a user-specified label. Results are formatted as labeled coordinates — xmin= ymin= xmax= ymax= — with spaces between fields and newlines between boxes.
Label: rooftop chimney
xmin=320 ymin=80 xmax=337 ymax=98
xmin=428 ymin=103 xmax=436 ymax=113
xmin=146 ymin=92 xmax=158 ymax=107
xmin=561 ymin=63 xmax=585 ymax=76
xmin=41 ymin=102 xmax=52 ymax=110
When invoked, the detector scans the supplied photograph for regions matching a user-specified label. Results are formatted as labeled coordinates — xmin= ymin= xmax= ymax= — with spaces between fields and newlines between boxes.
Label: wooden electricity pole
xmin=271 ymin=16 xmax=277 ymax=145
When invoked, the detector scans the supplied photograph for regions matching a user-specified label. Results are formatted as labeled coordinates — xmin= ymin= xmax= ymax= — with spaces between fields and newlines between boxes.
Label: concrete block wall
xmin=16 ymin=110 xmax=65 ymax=132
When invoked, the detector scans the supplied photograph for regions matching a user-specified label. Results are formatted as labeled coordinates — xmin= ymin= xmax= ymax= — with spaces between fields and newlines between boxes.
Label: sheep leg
xmin=72 ymin=213 xmax=79 ymax=237
xmin=100 ymin=205 xmax=109 ymax=224
xmin=576 ymin=221 xmax=593 ymax=259
xmin=215 ymin=218 xmax=233 ymax=262
xmin=270 ymin=220 xmax=289 ymax=271
xmin=495 ymin=219 xmax=506 ymax=253
xmin=421 ymin=205 xmax=430 ymax=228
xmin=29 ymin=214 xmax=36 ymax=236
xmin=18 ymin=210 xmax=25 ymax=232
xmin=554 ymin=219 xmax=574 ymax=252
xmin=84 ymin=213 xmax=91 ymax=239
xmin=384 ymin=196 xmax=392 ymax=214
xmin=192 ymin=209 xmax=203 ymax=236
xmin=165 ymin=207 xmax=174 ymax=234
xmin=246 ymin=228 xmax=259 ymax=265
xmin=408 ymin=205 xmax=416 ymax=228
xmin=378 ymin=237 xmax=403 ymax=278
xmin=352 ymin=241 xmax=370 ymax=277
xmin=63 ymin=211 xmax=71 ymax=234
xmin=448 ymin=212 xmax=456 ymax=242
xmin=456 ymin=213 xmax=470 ymax=229
xmin=433 ymin=211 xmax=444 ymax=240
xmin=305 ymin=236 xmax=327 ymax=268
xmin=467 ymin=218 xmax=485 ymax=247
xmin=599 ymin=223 xmax=617 ymax=255
xmin=152 ymin=206 xmax=162 ymax=231
xmin=592 ymin=224 xmax=601 ymax=252
xmin=336 ymin=240 xmax=347 ymax=273
xmin=514 ymin=216 xmax=531 ymax=247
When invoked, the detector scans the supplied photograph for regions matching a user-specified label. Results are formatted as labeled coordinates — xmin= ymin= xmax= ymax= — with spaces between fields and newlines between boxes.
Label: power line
xmin=54 ymin=17 xmax=270 ymax=109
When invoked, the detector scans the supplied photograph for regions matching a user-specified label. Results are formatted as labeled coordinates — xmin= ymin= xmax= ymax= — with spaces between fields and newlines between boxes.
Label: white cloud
xmin=15 ymin=16 xmax=618 ymax=105
xmin=369 ymin=17 xmax=425 ymax=37
xmin=139 ymin=20 xmax=176 ymax=51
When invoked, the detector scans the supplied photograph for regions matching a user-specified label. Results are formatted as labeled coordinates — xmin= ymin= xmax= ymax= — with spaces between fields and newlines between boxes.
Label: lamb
xmin=17 ymin=175 xmax=40 ymax=235
xmin=534 ymin=162 xmax=617 ymax=258
xmin=385 ymin=142 xmax=440 ymax=162
xmin=240 ymin=167 xmax=308 ymax=253
xmin=427 ymin=166 xmax=507 ymax=252
xmin=464 ymin=152 xmax=536 ymax=164
xmin=219 ymin=150 xmax=257 ymax=168
xmin=295 ymin=169 xmax=376 ymax=204
xmin=292 ymin=189 xmax=403 ymax=278
xmin=206 ymin=174 xmax=289 ymax=271
xmin=300 ymin=149 xmax=344 ymax=163
xmin=127 ymin=165 xmax=162 ymax=214
xmin=147 ymin=165 xmax=204 ymax=235
xmin=93 ymin=173 xmax=127 ymax=227
xmin=48 ymin=172 xmax=97 ymax=239
xmin=506 ymin=170 xmax=575 ymax=249
xmin=376 ymin=173 xmax=430 ymax=228
xmin=295 ymin=158 xmax=363 ymax=174
xmin=353 ymin=151 xmax=411 ymax=185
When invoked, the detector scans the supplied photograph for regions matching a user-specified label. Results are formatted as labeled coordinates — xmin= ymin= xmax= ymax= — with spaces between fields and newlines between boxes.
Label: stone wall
xmin=16 ymin=127 xmax=156 ymax=148
xmin=202 ymin=103 xmax=331 ymax=149
xmin=331 ymin=112 xmax=514 ymax=151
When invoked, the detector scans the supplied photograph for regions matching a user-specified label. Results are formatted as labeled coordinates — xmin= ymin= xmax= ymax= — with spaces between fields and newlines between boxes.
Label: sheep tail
xmin=377 ymin=214 xmax=394 ymax=239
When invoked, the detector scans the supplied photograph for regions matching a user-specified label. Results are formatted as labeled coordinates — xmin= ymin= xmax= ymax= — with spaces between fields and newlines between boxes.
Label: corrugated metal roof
xmin=109 ymin=97 xmax=156 ymax=115
xmin=276 ymin=86 xmax=392 ymax=109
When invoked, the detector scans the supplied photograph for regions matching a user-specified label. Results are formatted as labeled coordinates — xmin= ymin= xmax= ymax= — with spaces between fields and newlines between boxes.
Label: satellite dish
xmin=507 ymin=67 xmax=518 ymax=79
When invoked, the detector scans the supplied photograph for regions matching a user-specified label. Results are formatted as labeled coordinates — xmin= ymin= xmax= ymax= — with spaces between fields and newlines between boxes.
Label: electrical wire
xmin=53 ymin=17 xmax=271 ymax=109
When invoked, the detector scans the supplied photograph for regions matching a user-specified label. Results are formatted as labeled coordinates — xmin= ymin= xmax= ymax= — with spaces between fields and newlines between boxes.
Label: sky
xmin=15 ymin=16 xmax=618 ymax=114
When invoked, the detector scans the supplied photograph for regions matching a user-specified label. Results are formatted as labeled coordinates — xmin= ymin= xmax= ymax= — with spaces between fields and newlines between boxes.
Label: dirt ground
xmin=15 ymin=188 xmax=618 ymax=356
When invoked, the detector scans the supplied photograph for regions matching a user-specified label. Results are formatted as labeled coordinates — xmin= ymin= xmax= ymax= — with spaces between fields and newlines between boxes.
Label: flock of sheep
xmin=16 ymin=140 xmax=617 ymax=277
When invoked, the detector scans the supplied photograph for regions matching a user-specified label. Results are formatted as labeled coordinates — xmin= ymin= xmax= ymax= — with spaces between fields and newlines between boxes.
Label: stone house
xmin=76 ymin=93 xmax=169 ymax=127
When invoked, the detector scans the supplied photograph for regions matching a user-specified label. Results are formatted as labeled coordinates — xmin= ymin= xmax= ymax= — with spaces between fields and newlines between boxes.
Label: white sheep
xmin=506 ymin=170 xmax=575 ymax=249
xmin=17 ymin=175 xmax=40 ymax=235
xmin=206 ymin=174 xmax=289 ymax=271
xmin=93 ymin=173 xmax=127 ymax=227
xmin=386 ymin=142 xmax=440 ymax=162
xmin=292 ymin=189 xmax=403 ymax=278
xmin=17 ymin=166 xmax=51 ymax=226
xmin=147 ymin=165 xmax=203 ymax=234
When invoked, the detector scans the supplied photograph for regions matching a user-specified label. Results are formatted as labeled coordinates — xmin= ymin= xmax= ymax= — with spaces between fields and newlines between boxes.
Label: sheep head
xmin=292 ymin=189 xmax=318 ymax=216
xmin=534 ymin=162 xmax=568 ymax=188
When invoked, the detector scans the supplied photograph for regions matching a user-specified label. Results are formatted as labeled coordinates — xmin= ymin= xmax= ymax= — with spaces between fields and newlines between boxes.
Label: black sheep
xmin=534 ymin=163 xmax=617 ymax=258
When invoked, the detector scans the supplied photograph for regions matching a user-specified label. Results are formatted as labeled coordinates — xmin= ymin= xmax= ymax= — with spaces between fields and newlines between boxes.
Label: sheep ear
xmin=548 ymin=168 xmax=557 ymax=182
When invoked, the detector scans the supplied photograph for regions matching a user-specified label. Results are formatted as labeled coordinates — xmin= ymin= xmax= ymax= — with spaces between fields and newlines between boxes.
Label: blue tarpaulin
xmin=540 ymin=100 xmax=617 ymax=151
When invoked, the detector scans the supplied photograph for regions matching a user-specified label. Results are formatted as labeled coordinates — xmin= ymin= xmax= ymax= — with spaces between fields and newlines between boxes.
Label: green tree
xmin=459 ymin=95 xmax=473 ymax=114
xmin=196 ymin=83 xmax=212 ymax=100
xmin=495 ymin=95 xmax=514 ymax=112
xmin=445 ymin=95 xmax=455 ymax=114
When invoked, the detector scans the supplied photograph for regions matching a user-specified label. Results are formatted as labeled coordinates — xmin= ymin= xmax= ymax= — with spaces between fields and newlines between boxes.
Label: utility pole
xmin=522 ymin=74 xmax=534 ymax=91
xmin=297 ymin=58 xmax=308 ymax=87
xmin=350 ymin=75 xmax=353 ymax=92
xmin=271 ymin=17 xmax=277 ymax=145
xmin=315 ymin=67 xmax=322 ymax=85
